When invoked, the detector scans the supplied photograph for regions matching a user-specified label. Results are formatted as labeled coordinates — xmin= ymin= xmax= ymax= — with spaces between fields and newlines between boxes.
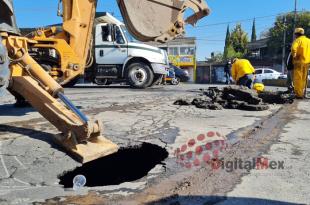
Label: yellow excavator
xmin=0 ymin=0 xmax=210 ymax=163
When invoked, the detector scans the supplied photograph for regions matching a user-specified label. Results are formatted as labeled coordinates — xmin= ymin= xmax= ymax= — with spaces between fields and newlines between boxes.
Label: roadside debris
xmin=258 ymin=91 xmax=295 ymax=104
xmin=174 ymin=86 xmax=294 ymax=111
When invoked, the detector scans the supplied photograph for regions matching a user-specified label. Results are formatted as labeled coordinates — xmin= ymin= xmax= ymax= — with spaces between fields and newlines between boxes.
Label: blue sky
xmin=13 ymin=0 xmax=310 ymax=60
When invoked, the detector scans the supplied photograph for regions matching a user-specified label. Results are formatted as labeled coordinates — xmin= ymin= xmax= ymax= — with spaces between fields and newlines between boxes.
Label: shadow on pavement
xmin=0 ymin=104 xmax=35 ymax=116
xmin=0 ymin=124 xmax=66 ymax=153
xmin=146 ymin=195 xmax=301 ymax=205
xmin=73 ymin=85 xmax=130 ymax=89
xmin=72 ymin=85 xmax=165 ymax=90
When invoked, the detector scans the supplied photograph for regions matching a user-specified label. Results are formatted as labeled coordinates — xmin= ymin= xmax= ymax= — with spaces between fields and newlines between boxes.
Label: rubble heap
xmin=258 ymin=91 xmax=295 ymax=104
xmin=174 ymin=86 xmax=294 ymax=111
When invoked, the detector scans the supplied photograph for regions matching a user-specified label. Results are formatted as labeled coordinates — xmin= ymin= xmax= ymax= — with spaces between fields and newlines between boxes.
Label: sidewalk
xmin=220 ymin=101 xmax=310 ymax=204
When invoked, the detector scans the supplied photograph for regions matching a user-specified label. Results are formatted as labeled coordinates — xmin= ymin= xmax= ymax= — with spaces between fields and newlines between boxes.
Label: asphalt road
xmin=0 ymin=84 xmax=308 ymax=205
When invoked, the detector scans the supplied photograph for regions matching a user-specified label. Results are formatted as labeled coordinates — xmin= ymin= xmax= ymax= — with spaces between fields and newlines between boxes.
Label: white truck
xmin=90 ymin=13 xmax=169 ymax=88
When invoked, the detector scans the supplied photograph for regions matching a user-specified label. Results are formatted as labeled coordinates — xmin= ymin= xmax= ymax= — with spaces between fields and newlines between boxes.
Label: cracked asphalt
xmin=0 ymin=84 xmax=309 ymax=205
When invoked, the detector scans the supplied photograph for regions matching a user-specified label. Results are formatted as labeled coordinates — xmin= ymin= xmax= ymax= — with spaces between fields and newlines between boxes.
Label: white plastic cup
xmin=73 ymin=175 xmax=86 ymax=191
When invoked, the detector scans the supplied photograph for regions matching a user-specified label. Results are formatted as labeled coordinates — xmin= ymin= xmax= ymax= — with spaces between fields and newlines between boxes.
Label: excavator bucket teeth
xmin=117 ymin=0 xmax=210 ymax=43
xmin=53 ymin=135 xmax=119 ymax=164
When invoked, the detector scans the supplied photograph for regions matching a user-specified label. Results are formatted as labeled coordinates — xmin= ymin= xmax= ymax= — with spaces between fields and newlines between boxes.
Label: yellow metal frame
xmin=1 ymin=34 xmax=118 ymax=163
xmin=30 ymin=0 xmax=97 ymax=85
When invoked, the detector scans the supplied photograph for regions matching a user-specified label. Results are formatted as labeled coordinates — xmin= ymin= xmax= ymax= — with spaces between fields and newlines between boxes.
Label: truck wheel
xmin=150 ymin=74 xmax=163 ymax=86
xmin=127 ymin=62 xmax=154 ymax=88
xmin=94 ymin=78 xmax=108 ymax=85
xmin=106 ymin=80 xmax=112 ymax=85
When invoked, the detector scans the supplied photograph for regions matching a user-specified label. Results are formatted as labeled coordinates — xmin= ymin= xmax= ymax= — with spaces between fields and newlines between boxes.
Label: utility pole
xmin=282 ymin=16 xmax=287 ymax=74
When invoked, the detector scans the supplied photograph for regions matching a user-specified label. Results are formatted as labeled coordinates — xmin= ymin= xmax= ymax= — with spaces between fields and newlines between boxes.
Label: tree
xmin=225 ymin=44 xmax=243 ymax=59
xmin=223 ymin=25 xmax=231 ymax=59
xmin=230 ymin=24 xmax=249 ymax=56
xmin=223 ymin=24 xmax=249 ymax=60
xmin=267 ymin=11 xmax=310 ymax=61
xmin=251 ymin=18 xmax=257 ymax=42
xmin=210 ymin=52 xmax=224 ymax=63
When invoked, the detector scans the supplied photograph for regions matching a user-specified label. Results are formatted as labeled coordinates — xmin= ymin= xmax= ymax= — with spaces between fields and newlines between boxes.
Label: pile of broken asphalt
xmin=174 ymin=86 xmax=295 ymax=111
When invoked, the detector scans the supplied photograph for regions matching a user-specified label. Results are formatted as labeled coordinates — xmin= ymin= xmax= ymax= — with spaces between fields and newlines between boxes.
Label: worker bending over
xmin=231 ymin=58 xmax=255 ymax=89
xmin=291 ymin=28 xmax=310 ymax=99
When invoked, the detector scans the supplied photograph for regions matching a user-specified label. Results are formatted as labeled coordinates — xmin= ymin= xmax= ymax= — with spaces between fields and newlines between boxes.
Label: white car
xmin=278 ymin=73 xmax=310 ymax=80
xmin=255 ymin=68 xmax=282 ymax=81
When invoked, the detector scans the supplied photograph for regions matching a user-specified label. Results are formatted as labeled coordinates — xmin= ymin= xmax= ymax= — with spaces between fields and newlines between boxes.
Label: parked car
xmin=278 ymin=74 xmax=287 ymax=79
xmin=255 ymin=68 xmax=281 ymax=81
xmin=278 ymin=71 xmax=310 ymax=80
xmin=169 ymin=64 xmax=190 ymax=83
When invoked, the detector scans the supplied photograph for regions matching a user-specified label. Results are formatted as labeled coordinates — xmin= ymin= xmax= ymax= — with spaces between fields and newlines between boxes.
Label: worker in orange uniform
xmin=231 ymin=58 xmax=255 ymax=89
xmin=291 ymin=28 xmax=310 ymax=99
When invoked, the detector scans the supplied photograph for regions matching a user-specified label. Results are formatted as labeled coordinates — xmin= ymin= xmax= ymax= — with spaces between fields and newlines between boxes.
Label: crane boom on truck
xmin=0 ymin=0 xmax=210 ymax=163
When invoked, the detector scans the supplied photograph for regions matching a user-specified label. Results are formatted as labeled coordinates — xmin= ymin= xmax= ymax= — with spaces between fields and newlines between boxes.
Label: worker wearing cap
xmin=231 ymin=58 xmax=255 ymax=89
xmin=291 ymin=28 xmax=310 ymax=98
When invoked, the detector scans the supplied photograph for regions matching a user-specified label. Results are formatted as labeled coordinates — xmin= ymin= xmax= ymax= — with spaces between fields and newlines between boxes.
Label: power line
xmin=196 ymin=38 xmax=224 ymax=41
xmin=195 ymin=11 xmax=300 ymax=28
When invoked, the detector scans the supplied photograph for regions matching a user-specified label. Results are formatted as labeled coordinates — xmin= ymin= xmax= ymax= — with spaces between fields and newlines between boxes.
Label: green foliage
xmin=267 ymin=12 xmax=310 ymax=60
xmin=211 ymin=52 xmax=224 ymax=63
xmin=251 ymin=18 xmax=257 ymax=42
xmin=223 ymin=24 xmax=249 ymax=60
xmin=225 ymin=25 xmax=231 ymax=46
xmin=230 ymin=24 xmax=249 ymax=54
xmin=226 ymin=44 xmax=243 ymax=59
xmin=223 ymin=25 xmax=231 ymax=59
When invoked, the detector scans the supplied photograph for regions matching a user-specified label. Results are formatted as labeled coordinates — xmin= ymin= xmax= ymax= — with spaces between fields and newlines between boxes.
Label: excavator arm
xmin=1 ymin=34 xmax=118 ymax=163
xmin=0 ymin=0 xmax=210 ymax=163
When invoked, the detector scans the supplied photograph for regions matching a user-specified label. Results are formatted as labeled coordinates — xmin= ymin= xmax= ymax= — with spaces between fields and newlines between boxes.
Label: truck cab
xmin=93 ymin=13 xmax=169 ymax=88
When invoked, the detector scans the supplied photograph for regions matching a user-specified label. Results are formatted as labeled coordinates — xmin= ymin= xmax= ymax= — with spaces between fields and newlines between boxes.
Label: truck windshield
xmin=121 ymin=25 xmax=137 ymax=43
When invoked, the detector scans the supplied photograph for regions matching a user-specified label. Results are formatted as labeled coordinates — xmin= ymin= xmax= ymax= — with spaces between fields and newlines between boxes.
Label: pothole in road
xmin=59 ymin=143 xmax=168 ymax=188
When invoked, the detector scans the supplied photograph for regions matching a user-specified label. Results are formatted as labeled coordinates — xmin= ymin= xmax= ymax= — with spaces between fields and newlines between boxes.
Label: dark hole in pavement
xmin=59 ymin=143 xmax=168 ymax=188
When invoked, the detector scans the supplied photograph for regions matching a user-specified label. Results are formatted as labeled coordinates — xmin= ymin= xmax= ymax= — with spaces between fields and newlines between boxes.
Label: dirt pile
xmin=258 ymin=91 xmax=295 ymax=104
xmin=174 ymin=86 xmax=294 ymax=111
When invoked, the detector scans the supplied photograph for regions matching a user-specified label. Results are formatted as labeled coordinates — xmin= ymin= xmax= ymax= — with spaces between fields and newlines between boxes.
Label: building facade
xmin=147 ymin=37 xmax=197 ymax=82
xmin=247 ymin=38 xmax=282 ymax=72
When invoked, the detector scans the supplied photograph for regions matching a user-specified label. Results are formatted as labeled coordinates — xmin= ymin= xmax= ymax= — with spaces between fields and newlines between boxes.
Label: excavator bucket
xmin=117 ymin=0 xmax=210 ymax=43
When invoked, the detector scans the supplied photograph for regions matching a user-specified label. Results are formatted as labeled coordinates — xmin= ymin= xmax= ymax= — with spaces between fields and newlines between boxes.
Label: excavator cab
xmin=0 ymin=0 xmax=210 ymax=164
